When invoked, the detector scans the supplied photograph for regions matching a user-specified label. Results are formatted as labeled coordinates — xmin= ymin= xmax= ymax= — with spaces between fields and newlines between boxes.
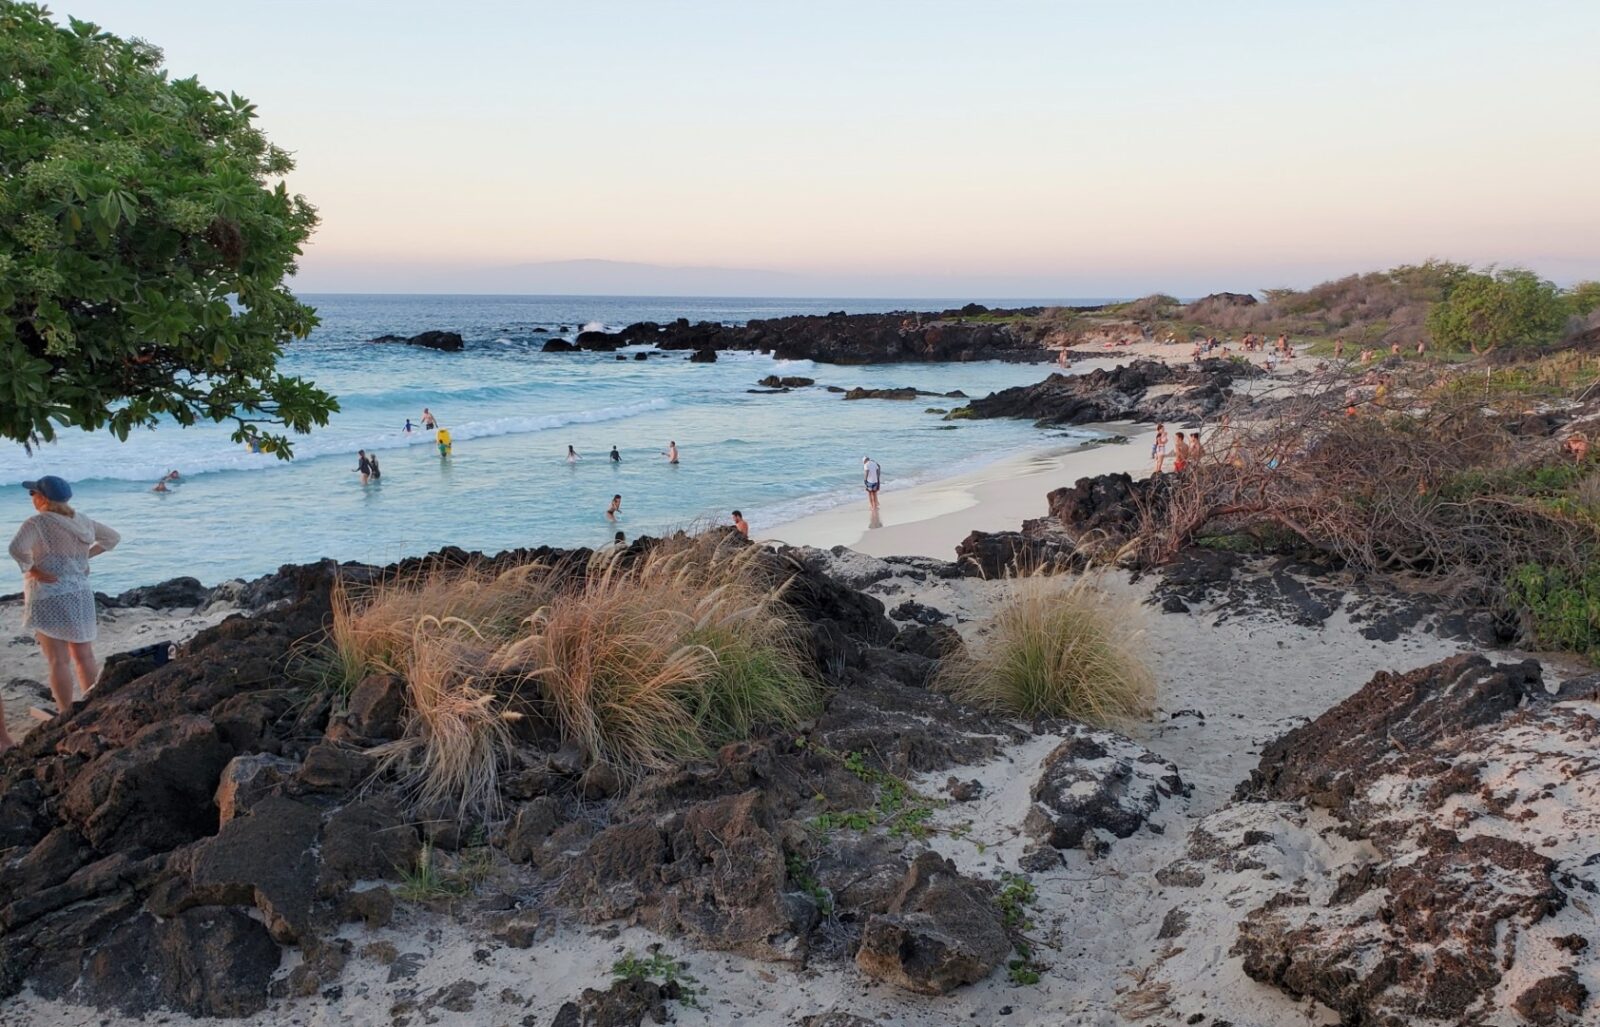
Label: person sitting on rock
xmin=732 ymin=510 xmax=749 ymax=537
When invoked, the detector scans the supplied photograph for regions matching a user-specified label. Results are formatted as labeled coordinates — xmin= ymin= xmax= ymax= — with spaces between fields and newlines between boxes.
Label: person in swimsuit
xmin=421 ymin=408 xmax=438 ymax=430
xmin=369 ymin=453 xmax=381 ymax=481
xmin=436 ymin=428 xmax=452 ymax=456
xmin=355 ymin=450 xmax=373 ymax=485
xmin=404 ymin=418 xmax=414 ymax=434
xmin=732 ymin=510 xmax=749 ymax=537
xmin=609 ymin=446 xmax=621 ymax=463
xmin=567 ymin=445 xmax=580 ymax=464
xmin=151 ymin=479 xmax=170 ymax=493
xmin=862 ymin=456 xmax=882 ymax=514
xmin=1152 ymin=423 xmax=1168 ymax=474
xmin=606 ymin=494 xmax=622 ymax=521
xmin=664 ymin=441 xmax=679 ymax=464
xmin=1187 ymin=430 xmax=1204 ymax=464
xmin=1172 ymin=432 xmax=1189 ymax=472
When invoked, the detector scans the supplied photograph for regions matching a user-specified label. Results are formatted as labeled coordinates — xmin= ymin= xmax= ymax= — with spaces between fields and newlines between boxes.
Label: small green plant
xmin=612 ymin=948 xmax=701 ymax=1007
xmin=784 ymin=852 xmax=833 ymax=915
xmin=995 ymin=873 xmax=1037 ymax=932
xmin=995 ymin=875 xmax=1044 ymax=986
xmin=396 ymin=842 xmax=471 ymax=901
xmin=1008 ymin=956 xmax=1043 ymax=986
xmin=805 ymin=746 xmax=944 ymax=840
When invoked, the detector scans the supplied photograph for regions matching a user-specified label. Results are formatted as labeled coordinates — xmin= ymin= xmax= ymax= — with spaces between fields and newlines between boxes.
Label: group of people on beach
xmin=1150 ymin=423 xmax=1203 ymax=474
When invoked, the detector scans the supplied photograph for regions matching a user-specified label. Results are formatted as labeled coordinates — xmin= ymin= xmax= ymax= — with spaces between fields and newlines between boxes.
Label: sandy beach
xmin=767 ymin=427 xmax=1156 ymax=559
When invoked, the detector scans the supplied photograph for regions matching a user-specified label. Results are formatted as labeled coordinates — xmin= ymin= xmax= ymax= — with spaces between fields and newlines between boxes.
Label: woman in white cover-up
xmin=9 ymin=476 xmax=120 ymax=716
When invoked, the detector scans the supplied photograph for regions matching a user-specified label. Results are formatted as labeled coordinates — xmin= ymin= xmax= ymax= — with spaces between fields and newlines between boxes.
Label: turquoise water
xmin=1 ymin=295 xmax=1100 ymax=592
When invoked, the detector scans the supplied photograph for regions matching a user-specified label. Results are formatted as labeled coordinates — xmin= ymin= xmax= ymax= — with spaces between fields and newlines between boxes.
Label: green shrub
xmin=1426 ymin=268 xmax=1568 ymax=352
xmin=1506 ymin=564 xmax=1600 ymax=659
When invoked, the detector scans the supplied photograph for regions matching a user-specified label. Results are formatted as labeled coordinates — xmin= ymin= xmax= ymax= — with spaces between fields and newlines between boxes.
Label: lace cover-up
xmin=9 ymin=511 xmax=120 ymax=643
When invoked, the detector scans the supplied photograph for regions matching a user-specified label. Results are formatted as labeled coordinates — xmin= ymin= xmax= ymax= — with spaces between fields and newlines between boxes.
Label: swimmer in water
xmin=568 ymin=445 xmax=580 ymax=463
xmin=420 ymin=408 xmax=438 ymax=430
xmin=606 ymin=494 xmax=622 ymax=521
xmin=664 ymin=441 xmax=679 ymax=464
xmin=610 ymin=446 xmax=621 ymax=463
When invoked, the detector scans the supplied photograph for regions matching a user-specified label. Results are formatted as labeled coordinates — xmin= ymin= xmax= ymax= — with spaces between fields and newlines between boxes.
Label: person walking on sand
xmin=609 ymin=445 xmax=621 ymax=463
xmin=9 ymin=477 xmax=120 ymax=718
xmin=606 ymin=494 xmax=622 ymax=521
xmin=664 ymin=441 xmax=679 ymax=464
xmin=1152 ymin=423 xmax=1169 ymax=474
xmin=863 ymin=456 xmax=882 ymax=514
xmin=420 ymin=408 xmax=438 ymax=430
xmin=567 ymin=445 xmax=580 ymax=464
xmin=355 ymin=450 xmax=373 ymax=485
xmin=732 ymin=510 xmax=749 ymax=537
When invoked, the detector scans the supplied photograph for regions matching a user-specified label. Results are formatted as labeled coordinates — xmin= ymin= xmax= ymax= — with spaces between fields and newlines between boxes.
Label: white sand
xmin=1 ymin=599 xmax=237 ymax=745
xmin=765 ymin=428 xmax=1157 ymax=561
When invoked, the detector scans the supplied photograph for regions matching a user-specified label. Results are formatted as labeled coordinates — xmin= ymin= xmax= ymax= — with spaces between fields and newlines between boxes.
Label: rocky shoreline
xmin=561 ymin=306 xmax=1069 ymax=365
xmin=1 ymin=497 xmax=1593 ymax=1025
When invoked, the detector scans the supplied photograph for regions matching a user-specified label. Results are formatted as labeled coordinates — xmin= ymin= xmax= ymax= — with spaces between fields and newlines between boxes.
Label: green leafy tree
xmin=0 ymin=2 xmax=336 ymax=455
xmin=1566 ymin=281 xmax=1600 ymax=319
xmin=1425 ymin=268 xmax=1568 ymax=353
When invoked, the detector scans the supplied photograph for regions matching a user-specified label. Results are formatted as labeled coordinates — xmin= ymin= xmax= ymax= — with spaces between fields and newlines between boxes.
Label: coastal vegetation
xmin=937 ymin=575 xmax=1155 ymax=724
xmin=326 ymin=533 xmax=820 ymax=819
xmin=0 ymin=2 xmax=335 ymax=455
xmin=1132 ymin=350 xmax=1600 ymax=659
xmin=1042 ymin=261 xmax=1597 ymax=354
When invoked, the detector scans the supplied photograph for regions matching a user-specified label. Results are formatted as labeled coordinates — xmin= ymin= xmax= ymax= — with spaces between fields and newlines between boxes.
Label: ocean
xmin=1 ymin=295 xmax=1104 ymax=592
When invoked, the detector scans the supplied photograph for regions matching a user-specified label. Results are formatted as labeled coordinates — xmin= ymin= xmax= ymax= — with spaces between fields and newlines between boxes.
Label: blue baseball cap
xmin=22 ymin=476 xmax=72 ymax=502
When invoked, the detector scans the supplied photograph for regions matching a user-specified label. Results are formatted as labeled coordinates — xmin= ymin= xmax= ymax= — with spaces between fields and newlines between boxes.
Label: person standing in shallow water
xmin=663 ymin=441 xmax=679 ymax=464
xmin=606 ymin=494 xmax=622 ymax=521
xmin=609 ymin=446 xmax=620 ymax=463
xmin=355 ymin=450 xmax=372 ymax=485
xmin=9 ymin=476 xmax=120 ymax=718
xmin=862 ymin=456 xmax=882 ymax=515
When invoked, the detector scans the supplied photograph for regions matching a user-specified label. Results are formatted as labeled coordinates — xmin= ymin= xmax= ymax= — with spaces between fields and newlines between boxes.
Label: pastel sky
xmin=67 ymin=1 xmax=1600 ymax=296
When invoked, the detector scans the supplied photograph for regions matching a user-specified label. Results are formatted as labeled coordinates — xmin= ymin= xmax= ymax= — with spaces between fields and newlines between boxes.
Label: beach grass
xmin=330 ymin=532 xmax=820 ymax=818
xmin=936 ymin=575 xmax=1154 ymax=725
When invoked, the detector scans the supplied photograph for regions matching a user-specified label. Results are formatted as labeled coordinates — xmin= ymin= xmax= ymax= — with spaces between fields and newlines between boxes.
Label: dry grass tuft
xmin=328 ymin=533 xmax=820 ymax=819
xmin=937 ymin=575 xmax=1155 ymax=725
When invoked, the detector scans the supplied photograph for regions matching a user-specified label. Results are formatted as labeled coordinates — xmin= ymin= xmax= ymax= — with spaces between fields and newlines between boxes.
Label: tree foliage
xmin=0 ymin=2 xmax=336 ymax=455
xmin=1424 ymin=268 xmax=1568 ymax=353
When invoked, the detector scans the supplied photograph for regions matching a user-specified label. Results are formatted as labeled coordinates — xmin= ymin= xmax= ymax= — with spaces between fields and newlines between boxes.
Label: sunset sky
xmin=69 ymin=0 xmax=1600 ymax=296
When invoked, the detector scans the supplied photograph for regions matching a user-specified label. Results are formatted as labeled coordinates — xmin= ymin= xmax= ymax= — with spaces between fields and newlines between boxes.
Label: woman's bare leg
xmin=36 ymin=633 xmax=74 ymax=713
xmin=68 ymin=641 xmax=101 ymax=698
xmin=0 ymin=701 xmax=14 ymax=751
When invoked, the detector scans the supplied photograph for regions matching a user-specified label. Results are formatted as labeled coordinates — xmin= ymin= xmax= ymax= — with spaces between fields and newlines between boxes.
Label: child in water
xmin=436 ymin=428 xmax=452 ymax=456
